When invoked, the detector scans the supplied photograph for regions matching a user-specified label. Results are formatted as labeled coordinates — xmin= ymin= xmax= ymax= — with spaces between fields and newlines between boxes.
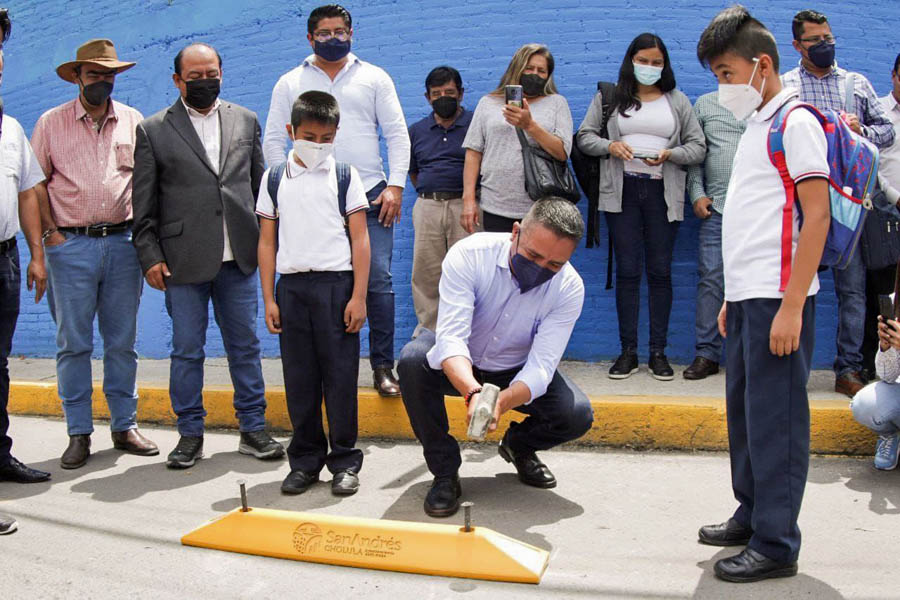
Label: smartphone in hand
xmin=505 ymin=85 xmax=523 ymax=108
xmin=879 ymin=294 xmax=895 ymax=323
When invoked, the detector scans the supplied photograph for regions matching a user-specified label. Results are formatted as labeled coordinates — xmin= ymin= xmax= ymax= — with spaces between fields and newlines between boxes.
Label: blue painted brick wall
xmin=4 ymin=0 xmax=896 ymax=368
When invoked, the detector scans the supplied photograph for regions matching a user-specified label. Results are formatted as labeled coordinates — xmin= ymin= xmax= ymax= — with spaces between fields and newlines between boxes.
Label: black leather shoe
xmin=0 ymin=512 xmax=17 ymax=535
xmin=424 ymin=473 xmax=461 ymax=517
xmin=608 ymin=351 xmax=638 ymax=379
xmin=282 ymin=470 xmax=319 ymax=495
xmin=648 ymin=351 xmax=674 ymax=381
xmin=0 ymin=457 xmax=51 ymax=483
xmin=714 ymin=548 xmax=798 ymax=583
xmin=111 ymin=429 xmax=160 ymax=456
xmin=498 ymin=430 xmax=556 ymax=488
xmin=683 ymin=356 xmax=720 ymax=380
xmin=698 ymin=518 xmax=753 ymax=546
xmin=238 ymin=430 xmax=285 ymax=460
xmin=331 ymin=470 xmax=360 ymax=496
xmin=166 ymin=436 xmax=203 ymax=469
xmin=373 ymin=367 xmax=401 ymax=397
xmin=60 ymin=434 xmax=91 ymax=470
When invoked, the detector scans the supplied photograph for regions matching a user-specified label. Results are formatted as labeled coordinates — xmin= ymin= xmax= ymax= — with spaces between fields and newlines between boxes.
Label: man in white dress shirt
xmin=263 ymin=4 xmax=410 ymax=397
xmin=397 ymin=198 xmax=594 ymax=517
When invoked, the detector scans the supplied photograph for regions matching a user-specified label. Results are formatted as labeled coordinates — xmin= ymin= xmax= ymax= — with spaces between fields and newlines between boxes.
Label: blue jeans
xmin=833 ymin=249 xmax=866 ymax=376
xmin=164 ymin=261 xmax=266 ymax=437
xmin=45 ymin=231 xmax=141 ymax=435
xmin=695 ymin=210 xmax=724 ymax=361
xmin=605 ymin=176 xmax=680 ymax=353
xmin=852 ymin=381 xmax=900 ymax=434
xmin=0 ymin=244 xmax=20 ymax=463
xmin=365 ymin=181 xmax=395 ymax=369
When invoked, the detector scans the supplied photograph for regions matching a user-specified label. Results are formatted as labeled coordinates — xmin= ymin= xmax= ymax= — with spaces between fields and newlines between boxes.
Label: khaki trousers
xmin=411 ymin=196 xmax=481 ymax=334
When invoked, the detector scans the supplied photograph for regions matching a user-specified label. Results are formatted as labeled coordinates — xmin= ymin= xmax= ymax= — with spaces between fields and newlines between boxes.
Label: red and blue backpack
xmin=767 ymin=102 xmax=879 ymax=291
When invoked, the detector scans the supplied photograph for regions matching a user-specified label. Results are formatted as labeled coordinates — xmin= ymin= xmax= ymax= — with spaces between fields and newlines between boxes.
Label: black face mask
xmin=82 ymin=80 xmax=113 ymax=106
xmin=432 ymin=96 xmax=458 ymax=119
xmin=520 ymin=73 xmax=547 ymax=97
xmin=807 ymin=40 xmax=836 ymax=69
xmin=184 ymin=78 xmax=221 ymax=110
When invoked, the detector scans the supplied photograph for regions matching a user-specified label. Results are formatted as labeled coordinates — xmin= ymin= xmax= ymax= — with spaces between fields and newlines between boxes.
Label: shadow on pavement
xmin=0 ymin=448 xmax=125 ymax=501
xmin=380 ymin=472 xmax=584 ymax=551
xmin=67 ymin=450 xmax=286 ymax=502
xmin=806 ymin=456 xmax=900 ymax=515
xmin=692 ymin=547 xmax=845 ymax=599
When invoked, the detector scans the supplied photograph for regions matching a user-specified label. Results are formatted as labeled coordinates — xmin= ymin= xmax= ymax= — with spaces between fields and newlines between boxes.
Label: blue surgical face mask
xmin=633 ymin=62 xmax=663 ymax=86
xmin=314 ymin=38 xmax=351 ymax=62
xmin=510 ymin=237 xmax=558 ymax=294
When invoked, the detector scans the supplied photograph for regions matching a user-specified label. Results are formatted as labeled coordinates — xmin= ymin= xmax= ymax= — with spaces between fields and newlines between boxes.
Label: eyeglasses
xmin=312 ymin=28 xmax=350 ymax=43
xmin=800 ymin=35 xmax=836 ymax=45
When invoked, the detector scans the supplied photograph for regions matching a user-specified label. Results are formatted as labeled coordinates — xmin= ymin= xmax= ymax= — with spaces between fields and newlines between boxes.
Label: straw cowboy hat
xmin=56 ymin=39 xmax=136 ymax=83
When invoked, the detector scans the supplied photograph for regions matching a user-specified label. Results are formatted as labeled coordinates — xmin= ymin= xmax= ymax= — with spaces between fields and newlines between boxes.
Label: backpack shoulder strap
xmin=335 ymin=161 xmax=351 ymax=218
xmin=844 ymin=72 xmax=857 ymax=114
xmin=767 ymin=101 xmax=827 ymax=292
xmin=266 ymin=162 xmax=287 ymax=215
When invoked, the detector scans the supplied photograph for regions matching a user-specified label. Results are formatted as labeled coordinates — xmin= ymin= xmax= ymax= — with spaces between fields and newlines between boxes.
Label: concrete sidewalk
xmin=2 ymin=415 xmax=896 ymax=599
xmin=6 ymin=357 xmax=875 ymax=455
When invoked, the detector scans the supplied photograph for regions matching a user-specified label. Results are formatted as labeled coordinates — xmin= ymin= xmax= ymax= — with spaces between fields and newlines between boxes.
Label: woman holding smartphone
xmin=851 ymin=292 xmax=900 ymax=471
xmin=577 ymin=33 xmax=705 ymax=381
xmin=461 ymin=43 xmax=573 ymax=233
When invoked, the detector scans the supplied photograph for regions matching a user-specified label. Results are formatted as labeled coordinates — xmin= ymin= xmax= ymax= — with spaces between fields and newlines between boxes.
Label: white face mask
xmin=292 ymin=138 xmax=334 ymax=169
xmin=718 ymin=58 xmax=765 ymax=121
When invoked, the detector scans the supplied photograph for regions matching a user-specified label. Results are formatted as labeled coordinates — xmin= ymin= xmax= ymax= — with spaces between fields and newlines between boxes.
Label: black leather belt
xmin=419 ymin=191 xmax=463 ymax=201
xmin=0 ymin=237 xmax=16 ymax=253
xmin=59 ymin=220 xmax=132 ymax=238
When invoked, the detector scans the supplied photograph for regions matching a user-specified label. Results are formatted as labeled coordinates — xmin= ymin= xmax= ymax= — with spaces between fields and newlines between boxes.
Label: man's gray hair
xmin=521 ymin=197 xmax=584 ymax=242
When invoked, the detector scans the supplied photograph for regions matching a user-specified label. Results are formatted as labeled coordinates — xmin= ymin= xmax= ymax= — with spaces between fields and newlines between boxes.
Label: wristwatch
xmin=41 ymin=228 xmax=58 ymax=242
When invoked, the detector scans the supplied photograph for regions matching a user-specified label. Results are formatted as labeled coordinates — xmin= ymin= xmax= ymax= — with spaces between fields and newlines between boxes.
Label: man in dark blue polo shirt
xmin=408 ymin=65 xmax=476 ymax=336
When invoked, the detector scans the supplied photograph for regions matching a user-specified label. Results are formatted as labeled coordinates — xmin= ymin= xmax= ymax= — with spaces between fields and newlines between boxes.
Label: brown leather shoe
xmin=60 ymin=434 xmax=91 ymax=470
xmin=373 ymin=367 xmax=401 ymax=397
xmin=683 ymin=356 xmax=720 ymax=380
xmin=112 ymin=429 xmax=160 ymax=456
xmin=835 ymin=372 xmax=866 ymax=398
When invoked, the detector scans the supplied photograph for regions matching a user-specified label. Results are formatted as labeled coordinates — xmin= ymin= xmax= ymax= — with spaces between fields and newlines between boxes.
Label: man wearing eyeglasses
xmin=782 ymin=9 xmax=895 ymax=399
xmin=263 ymin=4 xmax=410 ymax=398
xmin=30 ymin=39 xmax=159 ymax=469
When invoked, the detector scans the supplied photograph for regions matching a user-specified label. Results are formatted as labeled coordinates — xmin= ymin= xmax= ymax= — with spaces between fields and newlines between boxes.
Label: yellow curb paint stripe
xmin=8 ymin=382 xmax=876 ymax=455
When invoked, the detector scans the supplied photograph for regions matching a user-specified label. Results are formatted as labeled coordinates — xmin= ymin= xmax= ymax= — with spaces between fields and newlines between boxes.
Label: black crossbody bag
xmin=515 ymin=127 xmax=580 ymax=204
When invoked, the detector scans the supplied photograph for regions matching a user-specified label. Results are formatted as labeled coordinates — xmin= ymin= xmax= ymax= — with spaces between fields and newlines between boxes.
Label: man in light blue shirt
xmin=397 ymin=198 xmax=593 ymax=518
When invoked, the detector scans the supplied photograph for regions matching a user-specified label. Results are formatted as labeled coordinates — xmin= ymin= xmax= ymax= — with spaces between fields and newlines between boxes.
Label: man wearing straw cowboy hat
xmin=31 ymin=39 xmax=158 ymax=470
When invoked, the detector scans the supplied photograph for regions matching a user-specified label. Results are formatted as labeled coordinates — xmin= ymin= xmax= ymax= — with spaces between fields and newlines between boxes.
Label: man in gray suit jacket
xmin=132 ymin=43 xmax=284 ymax=469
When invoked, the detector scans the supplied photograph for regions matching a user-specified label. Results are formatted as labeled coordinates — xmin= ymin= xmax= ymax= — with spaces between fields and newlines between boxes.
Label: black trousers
xmin=726 ymin=297 xmax=815 ymax=564
xmin=277 ymin=271 xmax=363 ymax=475
xmin=397 ymin=330 xmax=594 ymax=478
xmin=0 ymin=244 xmax=19 ymax=465
xmin=482 ymin=211 xmax=520 ymax=233
xmin=863 ymin=265 xmax=897 ymax=375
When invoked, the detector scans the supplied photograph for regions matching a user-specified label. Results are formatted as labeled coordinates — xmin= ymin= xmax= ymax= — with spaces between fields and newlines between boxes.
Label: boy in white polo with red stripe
xmin=256 ymin=91 xmax=370 ymax=497
xmin=694 ymin=7 xmax=830 ymax=583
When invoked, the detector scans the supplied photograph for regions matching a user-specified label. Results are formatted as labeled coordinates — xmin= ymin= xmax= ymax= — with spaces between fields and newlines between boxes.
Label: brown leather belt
xmin=419 ymin=191 xmax=463 ymax=201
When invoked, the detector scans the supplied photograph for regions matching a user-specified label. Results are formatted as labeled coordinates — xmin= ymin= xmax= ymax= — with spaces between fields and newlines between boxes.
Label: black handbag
xmin=515 ymin=127 xmax=580 ymax=204
xmin=859 ymin=188 xmax=900 ymax=270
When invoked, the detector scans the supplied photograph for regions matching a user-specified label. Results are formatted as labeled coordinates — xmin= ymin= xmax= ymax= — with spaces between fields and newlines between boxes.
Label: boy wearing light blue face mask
xmin=695 ymin=5 xmax=831 ymax=584
xmin=256 ymin=90 xmax=371 ymax=498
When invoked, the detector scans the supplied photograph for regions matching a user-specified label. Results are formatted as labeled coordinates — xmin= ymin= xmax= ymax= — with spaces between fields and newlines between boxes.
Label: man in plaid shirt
xmin=782 ymin=9 xmax=895 ymax=398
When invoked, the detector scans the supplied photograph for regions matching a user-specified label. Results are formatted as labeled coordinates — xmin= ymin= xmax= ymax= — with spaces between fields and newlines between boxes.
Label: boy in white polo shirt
xmin=257 ymin=91 xmax=370 ymax=497
xmin=694 ymin=6 xmax=831 ymax=584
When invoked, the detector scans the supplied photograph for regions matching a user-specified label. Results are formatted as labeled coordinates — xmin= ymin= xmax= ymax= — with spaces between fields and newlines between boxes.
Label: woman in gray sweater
xmin=577 ymin=33 xmax=705 ymax=381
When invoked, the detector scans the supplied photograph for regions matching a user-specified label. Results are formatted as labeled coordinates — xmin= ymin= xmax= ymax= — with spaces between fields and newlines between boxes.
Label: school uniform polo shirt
xmin=255 ymin=152 xmax=367 ymax=274
xmin=722 ymin=88 xmax=829 ymax=302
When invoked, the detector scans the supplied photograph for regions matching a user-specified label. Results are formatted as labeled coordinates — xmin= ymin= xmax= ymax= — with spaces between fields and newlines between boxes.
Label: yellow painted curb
xmin=8 ymin=381 xmax=876 ymax=455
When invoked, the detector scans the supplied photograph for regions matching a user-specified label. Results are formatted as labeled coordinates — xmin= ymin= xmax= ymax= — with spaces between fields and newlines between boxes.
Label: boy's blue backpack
xmin=767 ymin=101 xmax=879 ymax=292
